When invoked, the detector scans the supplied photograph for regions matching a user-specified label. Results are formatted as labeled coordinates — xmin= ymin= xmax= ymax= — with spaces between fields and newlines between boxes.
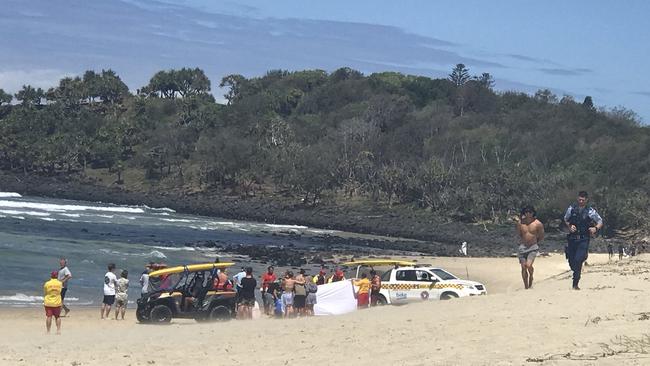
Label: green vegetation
xmin=1 ymin=66 xmax=648 ymax=235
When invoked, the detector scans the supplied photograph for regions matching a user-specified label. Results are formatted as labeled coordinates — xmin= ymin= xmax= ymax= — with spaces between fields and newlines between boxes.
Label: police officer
xmin=563 ymin=191 xmax=603 ymax=290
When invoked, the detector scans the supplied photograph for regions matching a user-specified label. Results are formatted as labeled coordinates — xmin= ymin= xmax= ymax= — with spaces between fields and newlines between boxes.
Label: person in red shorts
xmin=353 ymin=273 xmax=371 ymax=309
xmin=43 ymin=271 xmax=63 ymax=334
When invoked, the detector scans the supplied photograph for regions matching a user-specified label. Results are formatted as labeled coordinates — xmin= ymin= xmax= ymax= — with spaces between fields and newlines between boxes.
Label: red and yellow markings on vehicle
xmin=383 ymin=283 xmax=464 ymax=291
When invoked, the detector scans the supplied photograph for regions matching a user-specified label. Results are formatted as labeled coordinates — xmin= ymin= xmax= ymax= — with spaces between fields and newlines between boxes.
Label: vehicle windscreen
xmin=148 ymin=273 xmax=184 ymax=292
xmin=431 ymin=269 xmax=457 ymax=281
xmin=380 ymin=270 xmax=392 ymax=282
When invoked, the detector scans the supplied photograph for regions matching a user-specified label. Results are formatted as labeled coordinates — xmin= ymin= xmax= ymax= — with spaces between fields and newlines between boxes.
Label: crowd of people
xmin=229 ymin=265 xmax=382 ymax=319
xmin=41 ymin=259 xmax=385 ymax=333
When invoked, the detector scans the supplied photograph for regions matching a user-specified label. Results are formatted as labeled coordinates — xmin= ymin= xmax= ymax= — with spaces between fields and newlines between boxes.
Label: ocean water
xmin=0 ymin=192 xmax=340 ymax=307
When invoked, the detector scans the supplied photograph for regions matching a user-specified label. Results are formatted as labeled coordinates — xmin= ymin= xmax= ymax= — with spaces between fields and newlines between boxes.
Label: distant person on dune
xmin=618 ymin=244 xmax=624 ymax=260
xmin=57 ymin=258 xmax=72 ymax=316
xmin=44 ymin=271 xmax=63 ymax=334
xmin=564 ymin=191 xmax=603 ymax=290
xmin=514 ymin=205 xmax=544 ymax=289
xmin=607 ymin=243 xmax=614 ymax=260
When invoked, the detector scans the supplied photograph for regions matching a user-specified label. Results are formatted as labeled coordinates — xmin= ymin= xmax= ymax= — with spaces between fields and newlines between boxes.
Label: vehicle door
xmin=414 ymin=270 xmax=440 ymax=301
xmin=390 ymin=269 xmax=420 ymax=303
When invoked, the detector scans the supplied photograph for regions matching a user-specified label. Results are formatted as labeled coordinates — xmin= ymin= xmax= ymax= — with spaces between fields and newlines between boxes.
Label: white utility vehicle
xmin=342 ymin=260 xmax=487 ymax=305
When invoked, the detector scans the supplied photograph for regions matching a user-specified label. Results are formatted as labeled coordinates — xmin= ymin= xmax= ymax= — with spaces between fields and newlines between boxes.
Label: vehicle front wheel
xmin=136 ymin=308 xmax=149 ymax=323
xmin=440 ymin=292 xmax=458 ymax=300
xmin=149 ymin=305 xmax=173 ymax=323
xmin=375 ymin=295 xmax=388 ymax=306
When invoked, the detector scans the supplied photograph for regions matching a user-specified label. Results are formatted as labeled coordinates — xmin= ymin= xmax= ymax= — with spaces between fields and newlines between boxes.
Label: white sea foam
xmin=0 ymin=192 xmax=22 ymax=198
xmin=40 ymin=217 xmax=57 ymax=221
xmin=0 ymin=200 xmax=145 ymax=214
xmin=143 ymin=205 xmax=176 ymax=213
xmin=61 ymin=213 xmax=81 ymax=218
xmin=308 ymin=229 xmax=338 ymax=234
xmin=10 ymin=216 xmax=25 ymax=220
xmin=100 ymin=248 xmax=168 ymax=258
xmin=215 ymin=221 xmax=240 ymax=226
xmin=0 ymin=209 xmax=50 ymax=217
xmin=151 ymin=246 xmax=196 ymax=252
xmin=264 ymin=224 xmax=308 ymax=229
xmin=161 ymin=218 xmax=194 ymax=223
xmin=0 ymin=293 xmax=81 ymax=303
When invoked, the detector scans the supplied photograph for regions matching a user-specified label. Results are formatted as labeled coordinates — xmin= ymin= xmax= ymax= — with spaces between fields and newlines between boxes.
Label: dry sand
xmin=2 ymin=253 xmax=649 ymax=366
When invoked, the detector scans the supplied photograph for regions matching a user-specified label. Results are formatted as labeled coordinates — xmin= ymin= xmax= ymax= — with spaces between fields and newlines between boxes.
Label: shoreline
xmin=0 ymin=171 xmax=622 ymax=257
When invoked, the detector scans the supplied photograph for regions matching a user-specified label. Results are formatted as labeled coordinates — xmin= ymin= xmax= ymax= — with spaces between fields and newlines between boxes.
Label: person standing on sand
xmin=44 ymin=271 xmax=63 ymax=334
xmin=353 ymin=273 xmax=371 ymax=308
xmin=57 ymin=258 xmax=72 ymax=316
xmin=514 ymin=206 xmax=544 ymax=289
xmin=293 ymin=270 xmax=307 ymax=317
xmin=238 ymin=267 xmax=256 ymax=319
xmin=370 ymin=270 xmax=382 ymax=306
xmin=101 ymin=263 xmax=118 ymax=319
xmin=618 ymin=244 xmax=624 ymax=260
xmin=607 ymin=243 xmax=614 ymax=260
xmin=115 ymin=270 xmax=129 ymax=320
xmin=564 ymin=191 xmax=603 ymax=290
xmin=281 ymin=271 xmax=296 ymax=318
xmin=261 ymin=266 xmax=276 ymax=315
xmin=140 ymin=262 xmax=152 ymax=294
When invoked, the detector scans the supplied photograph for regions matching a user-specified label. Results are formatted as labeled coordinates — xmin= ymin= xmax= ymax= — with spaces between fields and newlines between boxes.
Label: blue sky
xmin=1 ymin=0 xmax=649 ymax=121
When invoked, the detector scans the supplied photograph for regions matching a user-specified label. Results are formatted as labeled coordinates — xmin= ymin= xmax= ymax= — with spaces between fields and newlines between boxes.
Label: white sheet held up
xmin=314 ymin=280 xmax=357 ymax=316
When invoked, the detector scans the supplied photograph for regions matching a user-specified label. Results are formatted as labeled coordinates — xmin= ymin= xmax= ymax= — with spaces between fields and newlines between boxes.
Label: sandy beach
xmin=2 ymin=253 xmax=649 ymax=366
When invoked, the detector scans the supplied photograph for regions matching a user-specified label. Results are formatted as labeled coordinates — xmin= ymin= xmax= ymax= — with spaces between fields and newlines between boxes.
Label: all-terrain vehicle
xmin=136 ymin=262 xmax=237 ymax=323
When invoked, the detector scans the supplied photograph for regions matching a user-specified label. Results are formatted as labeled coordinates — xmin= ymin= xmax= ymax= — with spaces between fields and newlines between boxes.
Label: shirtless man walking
xmin=281 ymin=272 xmax=296 ymax=318
xmin=514 ymin=206 xmax=544 ymax=289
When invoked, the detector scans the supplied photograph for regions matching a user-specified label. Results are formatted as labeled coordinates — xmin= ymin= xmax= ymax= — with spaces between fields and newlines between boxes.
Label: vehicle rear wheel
xmin=440 ymin=292 xmax=458 ymax=300
xmin=208 ymin=305 xmax=231 ymax=321
xmin=149 ymin=305 xmax=173 ymax=323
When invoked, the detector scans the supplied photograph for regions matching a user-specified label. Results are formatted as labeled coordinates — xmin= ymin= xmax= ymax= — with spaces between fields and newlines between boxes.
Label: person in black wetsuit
xmin=563 ymin=191 xmax=603 ymax=290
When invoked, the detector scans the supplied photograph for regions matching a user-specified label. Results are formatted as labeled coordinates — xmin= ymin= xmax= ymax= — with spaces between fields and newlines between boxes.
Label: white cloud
xmin=0 ymin=69 xmax=72 ymax=93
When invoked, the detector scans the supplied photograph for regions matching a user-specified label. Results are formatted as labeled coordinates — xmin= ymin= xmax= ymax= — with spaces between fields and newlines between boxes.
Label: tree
xmin=449 ymin=64 xmax=470 ymax=87
xmin=219 ymin=74 xmax=247 ymax=104
xmin=146 ymin=70 xmax=179 ymax=99
xmin=46 ymin=77 xmax=84 ymax=106
xmin=582 ymin=96 xmax=594 ymax=110
xmin=97 ymin=69 xmax=129 ymax=104
xmin=0 ymin=89 xmax=12 ymax=105
xmin=476 ymin=73 xmax=495 ymax=90
xmin=175 ymin=68 xmax=211 ymax=97
xmin=14 ymin=85 xmax=44 ymax=107
xmin=449 ymin=64 xmax=471 ymax=116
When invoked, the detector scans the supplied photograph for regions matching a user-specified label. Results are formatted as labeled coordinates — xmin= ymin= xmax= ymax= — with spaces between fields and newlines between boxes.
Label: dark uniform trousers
xmin=566 ymin=236 xmax=589 ymax=287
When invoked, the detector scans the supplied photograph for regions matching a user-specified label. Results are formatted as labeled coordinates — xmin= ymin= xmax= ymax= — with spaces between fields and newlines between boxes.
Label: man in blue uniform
xmin=563 ymin=191 xmax=603 ymax=290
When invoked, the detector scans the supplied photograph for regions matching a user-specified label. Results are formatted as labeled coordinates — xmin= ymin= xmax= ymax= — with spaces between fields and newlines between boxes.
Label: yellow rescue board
xmin=150 ymin=262 xmax=235 ymax=278
xmin=341 ymin=259 xmax=416 ymax=267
